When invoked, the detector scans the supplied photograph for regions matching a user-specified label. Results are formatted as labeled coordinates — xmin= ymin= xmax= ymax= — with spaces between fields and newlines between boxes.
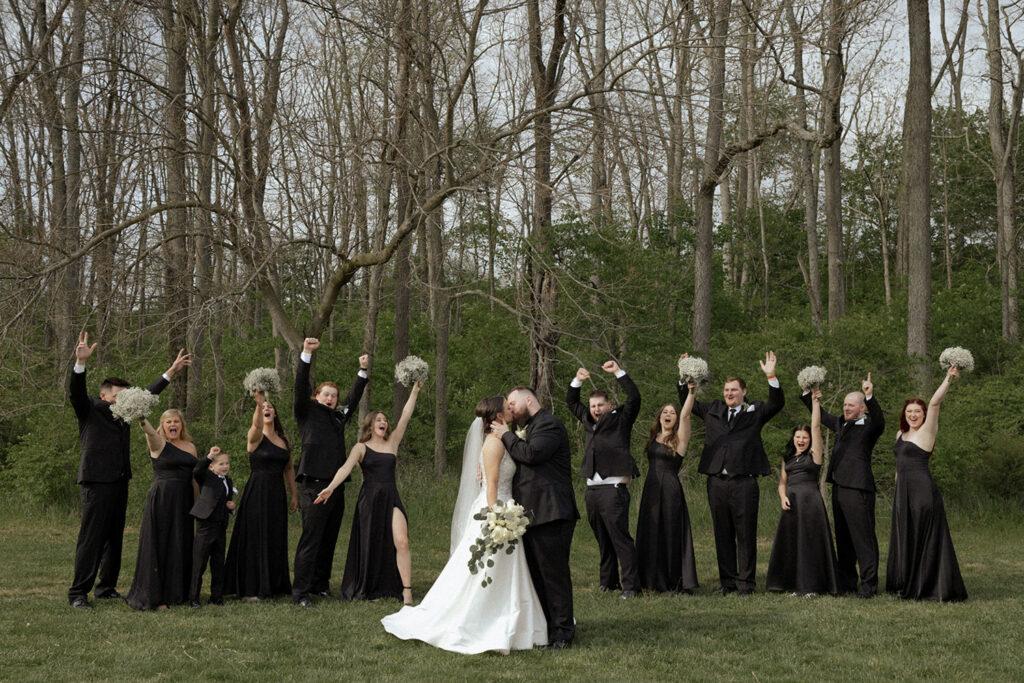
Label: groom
xmin=493 ymin=386 xmax=579 ymax=649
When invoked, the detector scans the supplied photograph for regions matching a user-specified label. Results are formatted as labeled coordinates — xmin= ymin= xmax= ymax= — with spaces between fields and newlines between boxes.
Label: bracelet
xmin=766 ymin=375 xmax=776 ymax=380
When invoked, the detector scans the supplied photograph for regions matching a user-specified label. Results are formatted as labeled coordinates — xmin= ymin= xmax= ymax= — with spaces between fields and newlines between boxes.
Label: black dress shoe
xmin=714 ymin=586 xmax=736 ymax=596
xmin=297 ymin=597 xmax=314 ymax=609
xmin=190 ymin=601 xmax=202 ymax=609
xmin=208 ymin=598 xmax=224 ymax=606
xmin=737 ymin=588 xmax=754 ymax=596
xmin=549 ymin=639 xmax=572 ymax=650
xmin=96 ymin=590 xmax=122 ymax=600
xmin=70 ymin=596 xmax=92 ymax=610
xmin=619 ymin=590 xmax=641 ymax=599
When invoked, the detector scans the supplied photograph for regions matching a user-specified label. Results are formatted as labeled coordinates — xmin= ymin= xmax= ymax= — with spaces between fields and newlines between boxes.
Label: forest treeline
xmin=1 ymin=0 xmax=1023 ymax=504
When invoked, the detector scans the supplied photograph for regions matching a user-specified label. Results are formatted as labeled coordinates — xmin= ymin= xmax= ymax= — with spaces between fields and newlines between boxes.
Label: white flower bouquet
xmin=678 ymin=355 xmax=710 ymax=387
xmin=467 ymin=499 xmax=532 ymax=587
xmin=797 ymin=365 xmax=827 ymax=391
xmin=395 ymin=355 xmax=429 ymax=387
xmin=939 ymin=347 xmax=974 ymax=373
xmin=243 ymin=367 xmax=282 ymax=395
xmin=109 ymin=387 xmax=160 ymax=423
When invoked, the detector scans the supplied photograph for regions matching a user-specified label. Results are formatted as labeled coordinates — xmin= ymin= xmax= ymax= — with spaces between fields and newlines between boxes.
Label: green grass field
xmin=2 ymin=468 xmax=1022 ymax=681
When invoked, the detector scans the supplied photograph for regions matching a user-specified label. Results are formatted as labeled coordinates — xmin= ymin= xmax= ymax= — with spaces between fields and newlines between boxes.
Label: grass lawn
xmin=1 ymin=468 xmax=1022 ymax=681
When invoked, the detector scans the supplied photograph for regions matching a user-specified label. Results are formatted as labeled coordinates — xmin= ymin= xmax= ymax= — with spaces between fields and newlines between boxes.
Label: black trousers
xmin=584 ymin=484 xmax=639 ymax=591
xmin=523 ymin=519 xmax=576 ymax=644
xmin=68 ymin=479 xmax=129 ymax=602
xmin=706 ymin=475 xmax=759 ymax=592
xmin=190 ymin=518 xmax=228 ymax=602
xmin=832 ymin=484 xmax=878 ymax=595
xmin=292 ymin=479 xmax=344 ymax=601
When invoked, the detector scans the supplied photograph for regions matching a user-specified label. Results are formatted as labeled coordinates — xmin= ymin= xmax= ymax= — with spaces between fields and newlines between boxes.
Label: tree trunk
xmin=824 ymin=0 xmax=846 ymax=322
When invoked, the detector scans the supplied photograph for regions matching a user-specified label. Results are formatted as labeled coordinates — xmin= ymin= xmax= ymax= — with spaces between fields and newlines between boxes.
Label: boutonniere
xmin=515 ymin=426 xmax=528 ymax=440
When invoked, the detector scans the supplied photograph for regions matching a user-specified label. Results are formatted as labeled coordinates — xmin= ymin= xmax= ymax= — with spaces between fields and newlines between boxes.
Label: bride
xmin=381 ymin=396 xmax=547 ymax=654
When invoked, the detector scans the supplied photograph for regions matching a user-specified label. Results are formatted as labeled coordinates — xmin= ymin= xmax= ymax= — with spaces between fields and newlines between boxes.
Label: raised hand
xmin=759 ymin=350 xmax=777 ymax=377
xmin=602 ymin=360 xmax=621 ymax=374
xmin=575 ymin=367 xmax=590 ymax=383
xmin=358 ymin=353 xmax=370 ymax=371
xmin=303 ymin=337 xmax=320 ymax=354
xmin=811 ymin=387 xmax=822 ymax=402
xmin=75 ymin=332 xmax=97 ymax=364
xmin=412 ymin=380 xmax=424 ymax=392
xmin=947 ymin=365 xmax=960 ymax=380
xmin=167 ymin=348 xmax=192 ymax=376
xmin=208 ymin=446 xmax=222 ymax=459
xmin=253 ymin=390 xmax=266 ymax=405
xmin=862 ymin=372 xmax=873 ymax=398
xmin=490 ymin=419 xmax=509 ymax=438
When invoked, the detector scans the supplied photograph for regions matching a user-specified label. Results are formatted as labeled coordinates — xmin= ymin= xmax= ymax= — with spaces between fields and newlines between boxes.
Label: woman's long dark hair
xmin=476 ymin=396 xmax=506 ymax=437
xmin=785 ymin=424 xmax=812 ymax=458
xmin=647 ymin=403 xmax=680 ymax=453
xmin=359 ymin=410 xmax=388 ymax=443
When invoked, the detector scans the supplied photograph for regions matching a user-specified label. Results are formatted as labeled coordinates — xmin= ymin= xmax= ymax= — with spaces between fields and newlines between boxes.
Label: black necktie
xmin=728 ymin=408 xmax=738 ymax=424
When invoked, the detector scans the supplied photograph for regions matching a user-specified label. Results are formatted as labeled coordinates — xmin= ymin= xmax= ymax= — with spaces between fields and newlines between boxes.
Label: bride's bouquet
xmin=109 ymin=387 xmax=160 ymax=423
xmin=243 ymin=367 xmax=282 ymax=395
xmin=467 ymin=499 xmax=532 ymax=588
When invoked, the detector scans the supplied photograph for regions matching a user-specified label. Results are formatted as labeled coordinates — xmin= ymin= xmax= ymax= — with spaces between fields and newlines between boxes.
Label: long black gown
xmin=125 ymin=442 xmax=195 ymax=610
xmin=635 ymin=441 xmax=699 ymax=592
xmin=766 ymin=451 xmax=839 ymax=595
xmin=885 ymin=436 xmax=967 ymax=601
xmin=224 ymin=436 xmax=292 ymax=599
xmin=340 ymin=446 xmax=406 ymax=601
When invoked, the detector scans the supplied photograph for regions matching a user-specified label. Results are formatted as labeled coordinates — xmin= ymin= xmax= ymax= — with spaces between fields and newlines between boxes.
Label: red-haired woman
xmin=316 ymin=381 xmax=422 ymax=605
xmin=885 ymin=365 xmax=967 ymax=601
xmin=635 ymin=380 xmax=699 ymax=593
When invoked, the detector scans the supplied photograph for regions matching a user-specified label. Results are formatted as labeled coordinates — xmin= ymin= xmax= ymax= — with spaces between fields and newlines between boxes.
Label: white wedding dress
xmin=381 ymin=447 xmax=547 ymax=654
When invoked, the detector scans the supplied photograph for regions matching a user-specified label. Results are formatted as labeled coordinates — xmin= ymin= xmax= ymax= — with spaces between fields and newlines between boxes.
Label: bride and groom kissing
xmin=382 ymin=387 xmax=579 ymax=654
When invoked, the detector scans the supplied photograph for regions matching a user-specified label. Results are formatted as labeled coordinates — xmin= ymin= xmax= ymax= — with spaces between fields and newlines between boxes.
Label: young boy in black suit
xmin=189 ymin=447 xmax=236 ymax=608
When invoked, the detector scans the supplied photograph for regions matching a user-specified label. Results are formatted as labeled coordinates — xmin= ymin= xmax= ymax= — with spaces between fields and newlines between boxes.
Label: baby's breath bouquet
xmin=395 ymin=355 xmax=429 ymax=387
xmin=243 ymin=367 xmax=282 ymax=395
xmin=797 ymin=365 xmax=827 ymax=391
xmin=109 ymin=387 xmax=160 ymax=423
xmin=678 ymin=355 xmax=710 ymax=387
xmin=939 ymin=347 xmax=974 ymax=373
xmin=467 ymin=499 xmax=532 ymax=588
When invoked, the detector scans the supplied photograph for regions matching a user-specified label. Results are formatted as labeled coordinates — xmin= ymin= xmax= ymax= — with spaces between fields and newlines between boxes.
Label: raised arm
xmin=810 ymin=388 xmax=824 ymax=465
xmin=314 ymin=443 xmax=365 ymax=504
xmin=500 ymin=416 xmax=565 ymax=465
xmin=387 ymin=381 xmax=422 ymax=449
xmin=148 ymin=349 xmax=190 ymax=396
xmin=800 ymin=390 xmax=841 ymax=433
xmin=338 ymin=354 xmax=370 ymax=421
xmin=138 ymin=417 xmax=165 ymax=458
xmin=917 ymin=366 xmax=958 ymax=452
xmin=759 ymin=350 xmax=785 ymax=420
xmin=565 ymin=368 xmax=590 ymax=424
xmin=482 ymin=437 xmax=505 ymax=507
xmin=607 ymin=361 xmax=642 ymax=425
xmin=69 ymin=332 xmax=97 ymax=419
xmin=247 ymin=391 xmax=266 ymax=450
xmin=294 ymin=338 xmax=317 ymax=420
xmin=193 ymin=446 xmax=218 ymax=482
xmin=673 ymin=382 xmax=697 ymax=456
xmin=863 ymin=373 xmax=886 ymax=438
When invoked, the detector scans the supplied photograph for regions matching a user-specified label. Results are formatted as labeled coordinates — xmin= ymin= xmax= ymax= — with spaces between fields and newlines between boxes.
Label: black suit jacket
xmin=800 ymin=392 xmax=885 ymax=492
xmin=69 ymin=368 xmax=170 ymax=484
xmin=567 ymin=374 xmax=641 ymax=478
xmin=293 ymin=358 xmax=368 ymax=481
xmin=190 ymin=457 xmax=234 ymax=523
xmin=501 ymin=409 xmax=581 ymax=526
xmin=679 ymin=382 xmax=785 ymax=477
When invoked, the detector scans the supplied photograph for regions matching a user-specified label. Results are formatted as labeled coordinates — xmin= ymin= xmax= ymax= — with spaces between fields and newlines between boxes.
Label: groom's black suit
xmin=67 ymin=367 xmax=170 ymax=604
xmin=800 ymin=391 xmax=884 ymax=596
xmin=502 ymin=408 xmax=579 ymax=644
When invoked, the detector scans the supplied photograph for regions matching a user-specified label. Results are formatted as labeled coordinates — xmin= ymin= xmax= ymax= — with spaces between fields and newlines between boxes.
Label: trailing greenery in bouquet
xmin=467 ymin=499 xmax=532 ymax=588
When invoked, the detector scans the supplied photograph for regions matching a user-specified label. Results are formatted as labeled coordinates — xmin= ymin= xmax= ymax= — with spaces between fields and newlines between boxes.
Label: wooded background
xmin=2 ymin=0 xmax=1023 ymax=505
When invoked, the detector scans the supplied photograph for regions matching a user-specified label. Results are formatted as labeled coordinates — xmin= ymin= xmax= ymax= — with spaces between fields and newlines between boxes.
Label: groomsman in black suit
xmin=679 ymin=351 xmax=784 ymax=595
xmin=800 ymin=373 xmax=884 ymax=598
xmin=566 ymin=361 xmax=642 ymax=598
xmin=189 ymin=447 xmax=236 ymax=608
xmin=493 ymin=386 xmax=580 ymax=649
xmin=67 ymin=332 xmax=190 ymax=609
xmin=291 ymin=337 xmax=369 ymax=608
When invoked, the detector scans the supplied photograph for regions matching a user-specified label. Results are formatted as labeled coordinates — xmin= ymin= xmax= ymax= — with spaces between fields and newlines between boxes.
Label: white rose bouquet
xmin=467 ymin=499 xmax=532 ymax=587
xmin=939 ymin=347 xmax=974 ymax=373
xmin=109 ymin=387 xmax=160 ymax=423
xmin=395 ymin=355 xmax=429 ymax=387
xmin=243 ymin=367 xmax=282 ymax=395
xmin=796 ymin=365 xmax=827 ymax=392
xmin=678 ymin=355 xmax=710 ymax=387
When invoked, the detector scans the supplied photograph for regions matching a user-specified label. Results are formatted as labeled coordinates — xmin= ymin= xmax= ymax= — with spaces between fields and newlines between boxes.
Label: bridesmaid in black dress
xmin=224 ymin=392 xmax=298 ymax=600
xmin=766 ymin=388 xmax=839 ymax=596
xmin=126 ymin=409 xmax=197 ymax=610
xmin=635 ymin=380 xmax=699 ymax=593
xmin=885 ymin=365 xmax=967 ymax=602
xmin=316 ymin=381 xmax=422 ymax=605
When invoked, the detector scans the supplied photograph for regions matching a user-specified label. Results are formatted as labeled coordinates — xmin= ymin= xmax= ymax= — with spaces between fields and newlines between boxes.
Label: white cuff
xmin=73 ymin=364 xmax=86 ymax=374
xmin=615 ymin=370 xmax=626 ymax=378
xmin=768 ymin=377 xmax=780 ymax=388
xmin=357 ymin=369 xmax=368 ymax=379
xmin=300 ymin=352 xmax=312 ymax=363
xmin=162 ymin=373 xmax=171 ymax=382
xmin=570 ymin=378 xmax=583 ymax=388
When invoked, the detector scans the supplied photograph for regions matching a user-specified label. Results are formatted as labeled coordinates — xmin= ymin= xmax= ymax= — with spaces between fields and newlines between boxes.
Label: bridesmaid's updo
xmin=475 ymin=396 xmax=506 ymax=437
